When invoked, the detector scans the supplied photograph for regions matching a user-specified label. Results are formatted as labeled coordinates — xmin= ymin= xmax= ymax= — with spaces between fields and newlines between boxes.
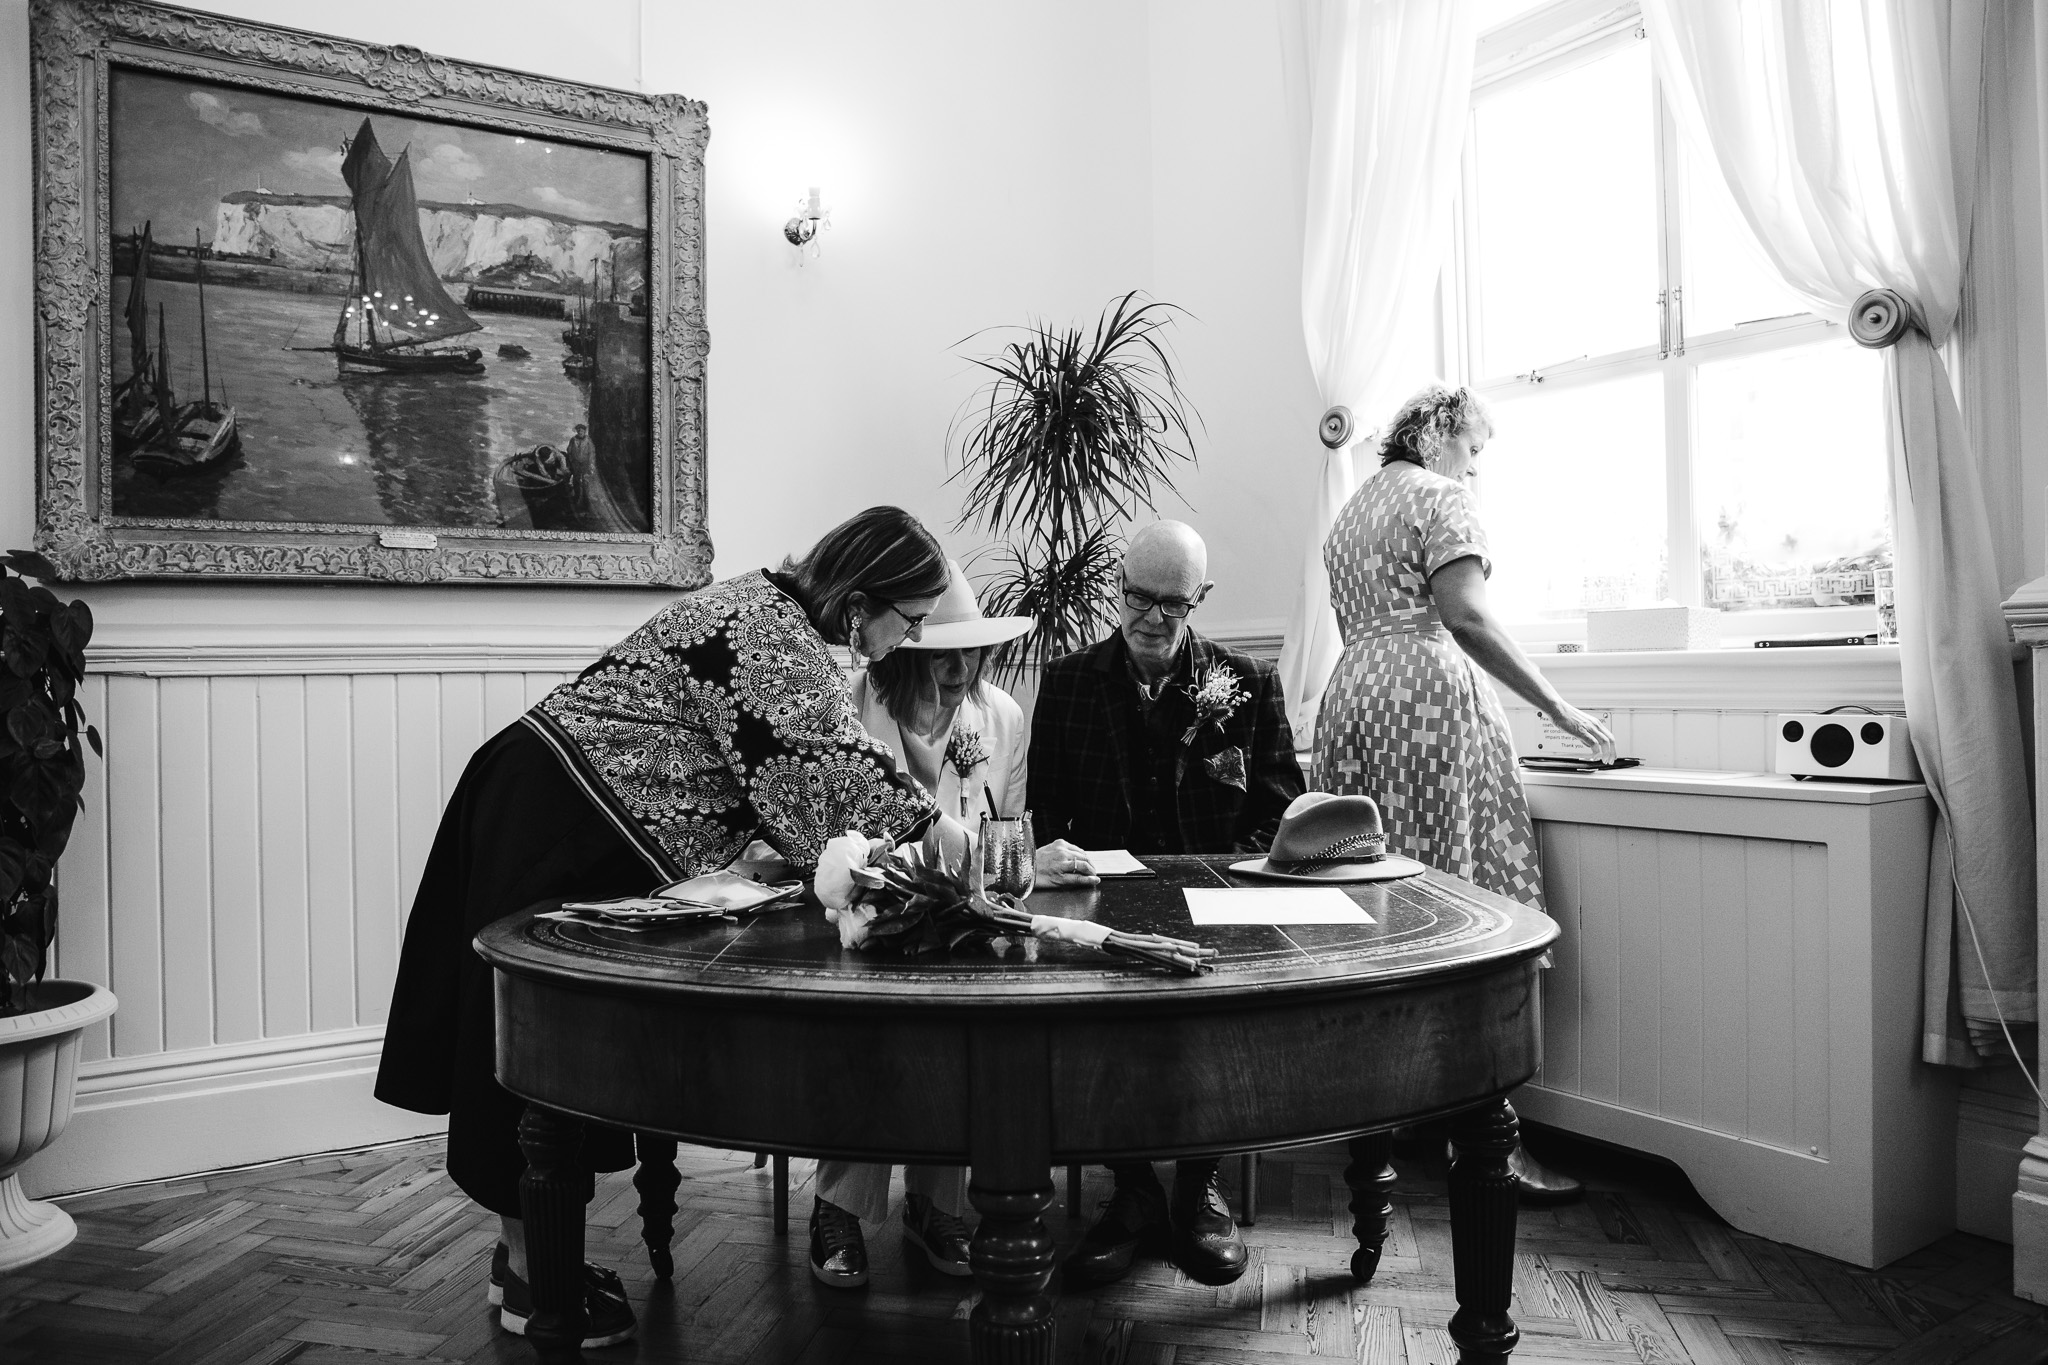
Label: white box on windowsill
xmin=1585 ymin=605 xmax=1720 ymax=652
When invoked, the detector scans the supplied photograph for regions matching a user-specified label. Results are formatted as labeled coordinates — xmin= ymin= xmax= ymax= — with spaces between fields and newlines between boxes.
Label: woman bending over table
xmin=811 ymin=561 xmax=1098 ymax=1287
xmin=1311 ymin=383 xmax=1613 ymax=1200
xmin=374 ymin=506 xmax=960 ymax=1349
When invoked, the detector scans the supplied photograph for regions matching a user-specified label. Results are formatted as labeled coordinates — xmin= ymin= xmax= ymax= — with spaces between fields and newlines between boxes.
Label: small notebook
xmin=1083 ymin=849 xmax=1155 ymax=878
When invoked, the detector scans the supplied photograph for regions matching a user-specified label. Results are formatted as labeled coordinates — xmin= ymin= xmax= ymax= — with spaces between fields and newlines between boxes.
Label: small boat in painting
xmin=497 ymin=343 xmax=531 ymax=359
xmin=113 ymin=221 xmax=164 ymax=456
xmin=494 ymin=447 xmax=580 ymax=530
xmin=134 ymin=230 xmax=240 ymax=478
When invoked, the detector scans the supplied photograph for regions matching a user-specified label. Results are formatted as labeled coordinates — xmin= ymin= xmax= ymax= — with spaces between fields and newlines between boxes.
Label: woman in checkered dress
xmin=1310 ymin=385 xmax=1614 ymax=907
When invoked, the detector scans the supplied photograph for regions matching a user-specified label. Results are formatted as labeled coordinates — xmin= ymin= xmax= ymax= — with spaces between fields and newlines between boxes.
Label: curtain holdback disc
xmin=1319 ymin=406 xmax=1354 ymax=449
xmin=1849 ymin=288 xmax=1914 ymax=348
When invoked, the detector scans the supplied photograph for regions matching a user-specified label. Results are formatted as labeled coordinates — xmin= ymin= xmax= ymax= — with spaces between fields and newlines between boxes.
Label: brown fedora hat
xmin=1230 ymin=792 xmax=1427 ymax=883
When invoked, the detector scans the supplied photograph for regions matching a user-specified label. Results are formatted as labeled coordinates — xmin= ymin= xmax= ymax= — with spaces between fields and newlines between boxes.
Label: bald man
xmin=1027 ymin=521 xmax=1305 ymax=1287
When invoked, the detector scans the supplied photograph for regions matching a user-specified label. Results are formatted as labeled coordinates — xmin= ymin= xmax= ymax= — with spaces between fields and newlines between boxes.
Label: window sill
xmin=1516 ymin=643 xmax=1903 ymax=710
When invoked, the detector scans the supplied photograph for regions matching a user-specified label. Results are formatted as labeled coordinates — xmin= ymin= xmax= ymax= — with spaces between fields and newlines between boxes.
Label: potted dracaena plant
xmin=0 ymin=549 xmax=114 ymax=1269
xmin=952 ymin=291 xmax=1200 ymax=682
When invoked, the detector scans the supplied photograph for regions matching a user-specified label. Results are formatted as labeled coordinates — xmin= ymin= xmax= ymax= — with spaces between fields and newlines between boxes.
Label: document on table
xmin=1182 ymin=887 xmax=1374 ymax=925
xmin=1082 ymin=849 xmax=1154 ymax=878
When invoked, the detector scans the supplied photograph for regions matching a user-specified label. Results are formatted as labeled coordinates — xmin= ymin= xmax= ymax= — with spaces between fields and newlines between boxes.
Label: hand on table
xmin=1034 ymin=840 xmax=1100 ymax=889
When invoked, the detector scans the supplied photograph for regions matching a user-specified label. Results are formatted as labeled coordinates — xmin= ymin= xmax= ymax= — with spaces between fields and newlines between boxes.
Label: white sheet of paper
xmin=1082 ymin=849 xmax=1152 ymax=877
xmin=1182 ymin=888 xmax=1374 ymax=925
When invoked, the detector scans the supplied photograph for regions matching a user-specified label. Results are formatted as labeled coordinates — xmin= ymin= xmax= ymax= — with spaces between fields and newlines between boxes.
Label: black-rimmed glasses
xmin=881 ymin=601 xmax=930 ymax=630
xmin=1121 ymin=587 xmax=1199 ymax=620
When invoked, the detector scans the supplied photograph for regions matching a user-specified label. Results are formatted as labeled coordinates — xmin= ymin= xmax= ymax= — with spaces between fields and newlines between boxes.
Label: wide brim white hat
xmin=899 ymin=561 xmax=1034 ymax=650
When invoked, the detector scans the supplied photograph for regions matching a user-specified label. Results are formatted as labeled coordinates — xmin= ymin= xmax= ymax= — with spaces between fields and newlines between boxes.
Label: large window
xmin=1456 ymin=4 xmax=1891 ymax=637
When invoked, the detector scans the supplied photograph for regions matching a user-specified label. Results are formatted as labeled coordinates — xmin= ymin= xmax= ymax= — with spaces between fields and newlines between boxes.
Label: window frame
xmin=1451 ymin=0 xmax=1880 ymax=646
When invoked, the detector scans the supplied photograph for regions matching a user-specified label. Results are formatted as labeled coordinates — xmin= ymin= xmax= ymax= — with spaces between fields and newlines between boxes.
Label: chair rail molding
xmin=86 ymin=617 xmax=643 ymax=676
xmin=2001 ymin=574 xmax=2048 ymax=1303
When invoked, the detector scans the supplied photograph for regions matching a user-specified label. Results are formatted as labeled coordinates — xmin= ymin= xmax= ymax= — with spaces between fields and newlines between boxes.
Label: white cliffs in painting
xmin=209 ymin=191 xmax=647 ymax=295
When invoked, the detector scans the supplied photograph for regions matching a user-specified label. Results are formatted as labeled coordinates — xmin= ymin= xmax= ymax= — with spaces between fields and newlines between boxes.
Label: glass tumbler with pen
xmin=977 ymin=809 xmax=1036 ymax=898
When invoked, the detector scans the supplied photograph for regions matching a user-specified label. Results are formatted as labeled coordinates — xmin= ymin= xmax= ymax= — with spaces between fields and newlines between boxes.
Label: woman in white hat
xmin=809 ymin=562 xmax=1099 ymax=1290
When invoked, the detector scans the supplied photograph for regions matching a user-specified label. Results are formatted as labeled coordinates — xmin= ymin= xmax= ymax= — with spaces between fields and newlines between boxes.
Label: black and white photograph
xmin=6 ymin=0 xmax=2048 ymax=1361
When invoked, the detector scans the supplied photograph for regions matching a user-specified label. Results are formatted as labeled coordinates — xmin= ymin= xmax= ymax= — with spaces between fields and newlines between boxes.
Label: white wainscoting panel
xmin=1520 ymin=769 xmax=1955 ymax=1268
xmin=1536 ymin=823 xmax=1832 ymax=1158
xmin=31 ymin=667 xmax=575 ymax=1195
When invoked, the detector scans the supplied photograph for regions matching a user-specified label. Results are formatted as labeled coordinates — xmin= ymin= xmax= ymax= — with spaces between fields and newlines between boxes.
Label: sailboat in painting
xmin=112 ymin=221 xmax=162 ymax=455
xmin=331 ymin=119 xmax=485 ymax=375
xmin=133 ymin=230 xmax=239 ymax=477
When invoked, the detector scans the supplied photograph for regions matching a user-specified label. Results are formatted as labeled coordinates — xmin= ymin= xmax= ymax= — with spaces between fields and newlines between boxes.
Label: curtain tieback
xmin=1849 ymin=289 xmax=1915 ymax=348
xmin=1319 ymin=406 xmax=1354 ymax=449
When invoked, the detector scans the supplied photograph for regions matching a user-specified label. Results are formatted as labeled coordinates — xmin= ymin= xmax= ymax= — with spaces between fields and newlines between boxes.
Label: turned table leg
xmin=1344 ymin=1131 xmax=1397 ymax=1284
xmin=518 ymin=1103 xmax=589 ymax=1365
xmin=1446 ymin=1099 xmax=1521 ymax=1363
xmin=968 ymin=1022 xmax=1056 ymax=1365
xmin=969 ymin=1179 xmax=1058 ymax=1364
xmin=632 ymin=1133 xmax=680 ymax=1279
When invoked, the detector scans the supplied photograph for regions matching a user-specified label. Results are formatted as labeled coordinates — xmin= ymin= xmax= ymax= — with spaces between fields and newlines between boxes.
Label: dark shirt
xmin=1126 ymin=644 xmax=1193 ymax=854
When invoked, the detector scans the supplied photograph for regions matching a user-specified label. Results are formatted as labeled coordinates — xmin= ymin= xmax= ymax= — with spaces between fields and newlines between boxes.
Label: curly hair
xmin=1378 ymin=384 xmax=1494 ymax=468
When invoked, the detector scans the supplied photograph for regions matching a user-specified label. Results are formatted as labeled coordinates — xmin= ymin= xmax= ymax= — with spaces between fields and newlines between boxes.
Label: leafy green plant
xmin=952 ymin=292 xmax=1200 ymax=679
xmin=0 ymin=551 xmax=98 ymax=1016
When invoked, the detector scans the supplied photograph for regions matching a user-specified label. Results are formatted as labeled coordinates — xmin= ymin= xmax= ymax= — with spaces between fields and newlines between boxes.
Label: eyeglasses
xmin=1120 ymin=587 xmax=1199 ymax=620
xmin=881 ymin=601 xmax=929 ymax=630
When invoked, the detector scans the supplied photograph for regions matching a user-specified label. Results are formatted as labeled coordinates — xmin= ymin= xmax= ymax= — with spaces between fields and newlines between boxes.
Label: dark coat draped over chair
xmin=1028 ymin=631 xmax=1304 ymax=857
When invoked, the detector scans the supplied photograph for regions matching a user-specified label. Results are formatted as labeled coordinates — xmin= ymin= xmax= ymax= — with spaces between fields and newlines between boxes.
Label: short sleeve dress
xmin=1308 ymin=461 xmax=1544 ymax=906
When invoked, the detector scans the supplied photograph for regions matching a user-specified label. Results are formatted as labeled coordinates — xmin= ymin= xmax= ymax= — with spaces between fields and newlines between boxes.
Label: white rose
xmin=814 ymin=830 xmax=871 ymax=911
xmin=823 ymin=903 xmax=878 ymax=949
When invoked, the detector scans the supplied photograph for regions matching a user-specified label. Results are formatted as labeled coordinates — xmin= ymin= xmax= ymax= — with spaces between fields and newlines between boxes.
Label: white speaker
xmin=1771 ymin=712 xmax=1920 ymax=781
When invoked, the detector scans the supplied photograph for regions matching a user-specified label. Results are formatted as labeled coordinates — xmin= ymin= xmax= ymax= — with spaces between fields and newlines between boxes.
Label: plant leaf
xmin=2 ymin=551 xmax=58 ymax=583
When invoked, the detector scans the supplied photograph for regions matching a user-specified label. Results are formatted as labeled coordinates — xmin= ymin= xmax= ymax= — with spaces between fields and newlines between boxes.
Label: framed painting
xmin=28 ymin=0 xmax=711 ymax=586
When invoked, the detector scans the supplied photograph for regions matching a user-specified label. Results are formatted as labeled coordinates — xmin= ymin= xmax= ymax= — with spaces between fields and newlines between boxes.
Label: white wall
xmin=642 ymin=0 xmax=1318 ymax=628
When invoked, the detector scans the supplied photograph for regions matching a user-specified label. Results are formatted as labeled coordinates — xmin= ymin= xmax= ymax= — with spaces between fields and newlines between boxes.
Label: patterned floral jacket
xmin=525 ymin=570 xmax=938 ymax=876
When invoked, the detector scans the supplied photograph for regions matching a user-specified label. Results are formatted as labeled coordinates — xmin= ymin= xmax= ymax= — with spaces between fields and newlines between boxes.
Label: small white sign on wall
xmin=1533 ymin=709 xmax=1615 ymax=756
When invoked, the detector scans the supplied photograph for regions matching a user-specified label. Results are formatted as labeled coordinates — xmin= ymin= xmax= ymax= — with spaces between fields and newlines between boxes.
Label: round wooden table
xmin=477 ymin=855 xmax=1557 ymax=1364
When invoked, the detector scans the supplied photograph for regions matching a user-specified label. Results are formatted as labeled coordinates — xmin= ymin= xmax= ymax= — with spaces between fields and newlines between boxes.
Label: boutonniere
xmin=946 ymin=725 xmax=990 ymax=778
xmin=1180 ymin=666 xmax=1248 ymax=747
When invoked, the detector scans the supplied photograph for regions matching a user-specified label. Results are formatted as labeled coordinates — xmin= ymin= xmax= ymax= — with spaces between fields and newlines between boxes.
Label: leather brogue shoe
xmin=1061 ymin=1181 xmax=1167 ymax=1288
xmin=1168 ymin=1168 xmax=1248 ymax=1286
xmin=1442 ymin=1139 xmax=1585 ymax=1205
xmin=1509 ymin=1143 xmax=1583 ymax=1206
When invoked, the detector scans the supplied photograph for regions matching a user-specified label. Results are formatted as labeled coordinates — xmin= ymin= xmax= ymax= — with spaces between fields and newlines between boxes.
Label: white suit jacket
xmin=850 ymin=671 xmax=1029 ymax=824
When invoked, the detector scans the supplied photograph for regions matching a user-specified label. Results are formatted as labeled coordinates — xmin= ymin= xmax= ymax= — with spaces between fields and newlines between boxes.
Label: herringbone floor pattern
xmin=0 ymin=1132 xmax=2040 ymax=1364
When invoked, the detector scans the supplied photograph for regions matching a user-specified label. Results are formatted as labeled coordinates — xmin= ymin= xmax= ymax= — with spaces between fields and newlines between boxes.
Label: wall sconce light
xmin=783 ymin=186 xmax=831 ymax=263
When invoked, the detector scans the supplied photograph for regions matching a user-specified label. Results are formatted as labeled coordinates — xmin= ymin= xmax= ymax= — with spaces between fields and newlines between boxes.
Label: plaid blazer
xmin=1027 ymin=630 xmax=1304 ymax=856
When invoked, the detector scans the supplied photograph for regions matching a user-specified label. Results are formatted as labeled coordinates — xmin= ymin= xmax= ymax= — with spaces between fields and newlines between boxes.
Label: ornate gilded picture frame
xmin=28 ymin=0 xmax=711 ymax=586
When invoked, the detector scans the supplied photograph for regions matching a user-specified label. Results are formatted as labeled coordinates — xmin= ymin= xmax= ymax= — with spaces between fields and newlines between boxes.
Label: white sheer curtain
xmin=1641 ymin=0 xmax=2034 ymax=1063
xmin=1275 ymin=0 xmax=1476 ymax=743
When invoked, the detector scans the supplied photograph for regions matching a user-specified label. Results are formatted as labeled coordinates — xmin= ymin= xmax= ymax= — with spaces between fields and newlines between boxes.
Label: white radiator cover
xmin=1520 ymin=768 xmax=1953 ymax=1269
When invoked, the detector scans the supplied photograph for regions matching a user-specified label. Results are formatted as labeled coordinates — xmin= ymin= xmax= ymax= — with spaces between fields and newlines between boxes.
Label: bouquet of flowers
xmin=1181 ymin=666 xmax=1248 ymax=746
xmin=814 ymin=828 xmax=1216 ymax=974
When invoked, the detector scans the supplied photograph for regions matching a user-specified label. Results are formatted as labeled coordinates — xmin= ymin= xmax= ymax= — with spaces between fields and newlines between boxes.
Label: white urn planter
xmin=0 ymin=981 xmax=116 ymax=1270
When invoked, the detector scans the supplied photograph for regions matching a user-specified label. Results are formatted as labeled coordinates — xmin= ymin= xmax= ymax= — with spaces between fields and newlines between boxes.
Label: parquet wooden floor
xmin=1 ymin=1130 xmax=2041 ymax=1365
